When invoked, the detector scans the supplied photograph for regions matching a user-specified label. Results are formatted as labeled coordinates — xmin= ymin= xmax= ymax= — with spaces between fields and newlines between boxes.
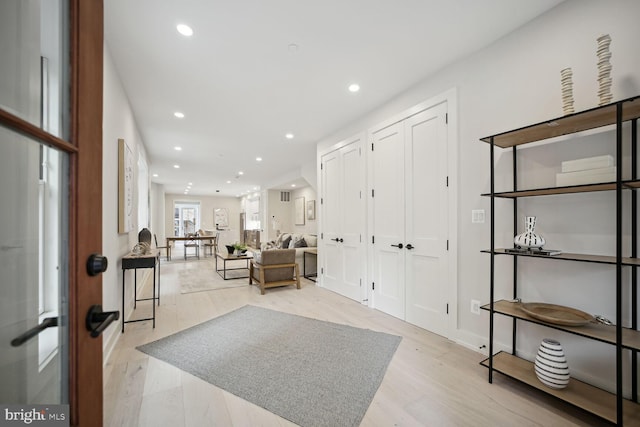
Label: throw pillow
xmin=293 ymin=238 xmax=307 ymax=248
xmin=281 ymin=236 xmax=292 ymax=249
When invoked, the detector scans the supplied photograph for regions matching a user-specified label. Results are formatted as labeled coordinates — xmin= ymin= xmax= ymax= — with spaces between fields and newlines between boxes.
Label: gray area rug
xmin=137 ymin=305 xmax=401 ymax=427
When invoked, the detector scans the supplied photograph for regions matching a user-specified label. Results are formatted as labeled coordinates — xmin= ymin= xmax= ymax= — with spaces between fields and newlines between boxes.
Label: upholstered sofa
xmin=260 ymin=233 xmax=317 ymax=276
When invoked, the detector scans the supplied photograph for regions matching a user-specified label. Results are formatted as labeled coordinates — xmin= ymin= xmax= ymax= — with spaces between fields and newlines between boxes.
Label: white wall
xmin=317 ymin=0 xmax=640 ymax=392
xmin=267 ymin=190 xmax=291 ymax=240
xmin=102 ymin=44 xmax=151 ymax=357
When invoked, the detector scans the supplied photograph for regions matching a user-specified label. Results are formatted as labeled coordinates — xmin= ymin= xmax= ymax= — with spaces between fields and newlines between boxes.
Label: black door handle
xmin=86 ymin=305 xmax=120 ymax=338
xmin=87 ymin=253 xmax=108 ymax=276
xmin=406 ymin=244 xmax=414 ymax=250
xmin=390 ymin=243 xmax=403 ymax=249
xmin=338 ymin=238 xmax=344 ymax=243
xmin=331 ymin=238 xmax=339 ymax=242
xmin=11 ymin=317 xmax=58 ymax=347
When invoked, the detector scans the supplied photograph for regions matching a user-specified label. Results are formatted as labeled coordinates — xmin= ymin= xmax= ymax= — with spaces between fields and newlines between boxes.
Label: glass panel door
xmin=0 ymin=126 xmax=69 ymax=404
xmin=0 ymin=0 xmax=70 ymax=406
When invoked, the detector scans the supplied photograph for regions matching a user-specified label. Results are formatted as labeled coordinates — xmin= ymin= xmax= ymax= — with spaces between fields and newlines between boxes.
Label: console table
xmin=121 ymin=250 xmax=160 ymax=332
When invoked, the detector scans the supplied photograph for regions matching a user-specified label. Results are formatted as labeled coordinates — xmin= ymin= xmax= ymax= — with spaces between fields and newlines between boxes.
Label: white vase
xmin=534 ymin=339 xmax=570 ymax=389
xmin=514 ymin=216 xmax=546 ymax=249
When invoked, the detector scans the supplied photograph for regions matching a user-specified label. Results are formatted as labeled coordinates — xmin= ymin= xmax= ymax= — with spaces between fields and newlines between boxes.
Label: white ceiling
xmin=104 ymin=0 xmax=564 ymax=197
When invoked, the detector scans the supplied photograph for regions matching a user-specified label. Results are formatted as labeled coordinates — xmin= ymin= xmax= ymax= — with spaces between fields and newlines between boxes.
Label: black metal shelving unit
xmin=480 ymin=96 xmax=640 ymax=426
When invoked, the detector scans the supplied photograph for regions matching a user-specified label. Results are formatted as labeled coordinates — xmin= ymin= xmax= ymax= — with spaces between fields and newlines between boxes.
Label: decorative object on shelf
xmin=596 ymin=34 xmax=612 ymax=106
xmin=132 ymin=242 xmax=151 ymax=255
xmin=534 ymin=339 xmax=570 ymax=389
xmin=560 ymin=67 xmax=575 ymax=115
xmin=138 ymin=228 xmax=152 ymax=245
xmin=505 ymin=247 xmax=562 ymax=256
xmin=514 ymin=216 xmax=546 ymax=249
xmin=519 ymin=302 xmax=594 ymax=326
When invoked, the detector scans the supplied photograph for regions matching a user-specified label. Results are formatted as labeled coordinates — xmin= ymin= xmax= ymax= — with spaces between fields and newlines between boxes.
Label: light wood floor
xmin=103 ymin=255 xmax=606 ymax=426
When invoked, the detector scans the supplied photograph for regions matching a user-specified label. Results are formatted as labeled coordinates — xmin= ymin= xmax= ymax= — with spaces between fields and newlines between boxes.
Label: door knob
xmin=338 ymin=238 xmax=344 ymax=243
xmin=87 ymin=253 xmax=108 ymax=276
xmin=406 ymin=244 xmax=414 ymax=250
xmin=390 ymin=243 xmax=404 ymax=249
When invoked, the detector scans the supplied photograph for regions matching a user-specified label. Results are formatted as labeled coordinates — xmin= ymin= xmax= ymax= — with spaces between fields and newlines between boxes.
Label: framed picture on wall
xmin=214 ymin=208 xmax=229 ymax=229
xmin=118 ymin=138 xmax=134 ymax=233
xmin=306 ymin=200 xmax=316 ymax=220
xmin=295 ymin=197 xmax=305 ymax=225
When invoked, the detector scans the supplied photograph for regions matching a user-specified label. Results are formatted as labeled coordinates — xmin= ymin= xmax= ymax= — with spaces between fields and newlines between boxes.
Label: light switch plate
xmin=472 ymin=209 xmax=485 ymax=223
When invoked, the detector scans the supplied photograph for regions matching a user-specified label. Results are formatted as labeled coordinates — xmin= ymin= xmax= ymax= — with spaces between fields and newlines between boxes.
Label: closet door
xmin=371 ymin=122 xmax=406 ymax=318
xmin=404 ymin=104 xmax=449 ymax=336
xmin=370 ymin=101 xmax=450 ymax=337
xmin=320 ymin=138 xmax=364 ymax=302
xmin=321 ymin=149 xmax=343 ymax=292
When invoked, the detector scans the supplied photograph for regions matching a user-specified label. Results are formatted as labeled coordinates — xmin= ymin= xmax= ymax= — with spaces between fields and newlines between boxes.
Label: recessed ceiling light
xmin=152 ymin=173 xmax=158 ymax=177
xmin=176 ymin=24 xmax=193 ymax=37
xmin=256 ymin=157 xmax=262 ymax=162
xmin=174 ymin=146 xmax=182 ymax=151
xmin=188 ymin=182 xmax=193 ymax=186
xmin=348 ymin=83 xmax=360 ymax=93
xmin=238 ymin=171 xmax=244 ymax=175
xmin=174 ymin=112 xmax=185 ymax=118
xmin=285 ymin=133 xmax=294 ymax=140
xmin=291 ymin=184 xmax=296 ymax=187
xmin=174 ymin=165 xmax=180 ymax=169
xmin=288 ymin=43 xmax=299 ymax=53
xmin=226 ymin=180 xmax=231 ymax=184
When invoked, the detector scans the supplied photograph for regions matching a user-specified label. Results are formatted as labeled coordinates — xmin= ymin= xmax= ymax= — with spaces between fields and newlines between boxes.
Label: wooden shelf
xmin=481 ymin=180 xmax=640 ymax=199
xmin=481 ymin=249 xmax=640 ymax=266
xmin=481 ymin=352 xmax=640 ymax=425
xmin=482 ymin=300 xmax=640 ymax=351
xmin=480 ymin=96 xmax=640 ymax=148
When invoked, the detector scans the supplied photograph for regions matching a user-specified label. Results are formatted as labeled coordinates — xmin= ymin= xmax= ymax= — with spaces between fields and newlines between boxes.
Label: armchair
xmin=249 ymin=249 xmax=300 ymax=295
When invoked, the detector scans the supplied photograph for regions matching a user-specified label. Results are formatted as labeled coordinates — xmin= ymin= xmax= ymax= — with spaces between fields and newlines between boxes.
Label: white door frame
xmin=367 ymin=88 xmax=458 ymax=338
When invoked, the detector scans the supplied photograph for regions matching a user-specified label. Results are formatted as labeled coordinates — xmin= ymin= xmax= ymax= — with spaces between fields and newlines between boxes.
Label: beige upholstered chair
xmin=249 ymin=249 xmax=300 ymax=295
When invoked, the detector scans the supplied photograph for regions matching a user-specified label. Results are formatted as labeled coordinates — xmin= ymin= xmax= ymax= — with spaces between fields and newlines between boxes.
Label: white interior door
xmin=371 ymin=122 xmax=406 ymax=319
xmin=321 ymin=139 xmax=363 ymax=302
xmin=404 ymin=104 xmax=449 ymax=336
xmin=321 ymin=149 xmax=343 ymax=292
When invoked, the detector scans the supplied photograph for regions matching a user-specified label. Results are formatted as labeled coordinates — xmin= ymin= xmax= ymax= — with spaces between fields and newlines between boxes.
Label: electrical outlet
xmin=471 ymin=299 xmax=481 ymax=315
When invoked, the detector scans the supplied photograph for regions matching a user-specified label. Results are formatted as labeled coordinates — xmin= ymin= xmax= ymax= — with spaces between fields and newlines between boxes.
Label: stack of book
xmin=556 ymin=155 xmax=615 ymax=186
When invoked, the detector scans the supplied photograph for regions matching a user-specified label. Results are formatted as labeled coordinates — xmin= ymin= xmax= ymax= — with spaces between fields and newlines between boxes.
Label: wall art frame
xmin=118 ymin=138 xmax=134 ymax=233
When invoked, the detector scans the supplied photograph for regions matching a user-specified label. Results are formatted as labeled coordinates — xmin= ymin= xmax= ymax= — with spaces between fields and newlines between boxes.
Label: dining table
xmin=165 ymin=235 xmax=216 ymax=260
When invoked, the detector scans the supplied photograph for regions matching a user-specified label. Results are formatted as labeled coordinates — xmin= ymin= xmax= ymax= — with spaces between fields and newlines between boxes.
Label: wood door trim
xmin=0 ymin=109 xmax=78 ymax=153
xmin=69 ymin=0 xmax=104 ymax=425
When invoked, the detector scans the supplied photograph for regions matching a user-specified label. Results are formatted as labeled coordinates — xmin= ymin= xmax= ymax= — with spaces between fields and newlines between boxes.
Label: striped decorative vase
xmin=534 ymin=339 xmax=570 ymax=389
xmin=514 ymin=216 xmax=546 ymax=249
